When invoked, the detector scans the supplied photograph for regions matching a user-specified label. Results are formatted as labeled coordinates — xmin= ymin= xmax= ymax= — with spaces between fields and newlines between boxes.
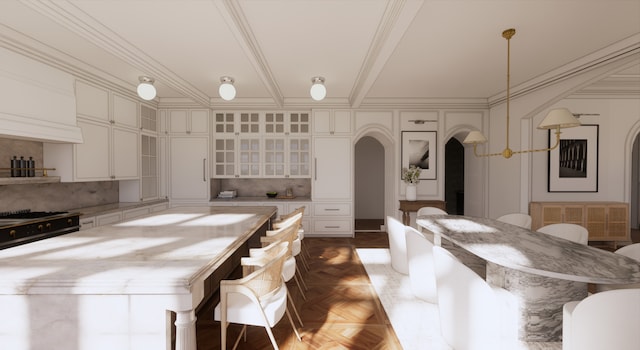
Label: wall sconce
xmin=463 ymin=28 xmax=580 ymax=159
xmin=310 ymin=76 xmax=326 ymax=101
xmin=137 ymin=76 xmax=156 ymax=100
xmin=219 ymin=76 xmax=236 ymax=101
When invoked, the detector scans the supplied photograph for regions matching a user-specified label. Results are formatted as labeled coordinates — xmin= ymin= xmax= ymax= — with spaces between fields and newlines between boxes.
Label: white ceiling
xmin=0 ymin=0 xmax=638 ymax=109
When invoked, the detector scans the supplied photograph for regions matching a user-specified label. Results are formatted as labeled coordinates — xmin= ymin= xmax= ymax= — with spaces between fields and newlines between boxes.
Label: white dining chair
xmin=496 ymin=213 xmax=532 ymax=229
xmin=386 ymin=215 xmax=409 ymax=274
xmin=537 ymin=223 xmax=589 ymax=245
xmin=432 ymin=246 xmax=517 ymax=349
xmin=416 ymin=206 xmax=448 ymax=216
xmin=214 ymin=241 xmax=299 ymax=350
xmin=596 ymin=243 xmax=640 ymax=292
xmin=563 ymin=288 xmax=640 ymax=350
xmin=405 ymin=226 xmax=437 ymax=303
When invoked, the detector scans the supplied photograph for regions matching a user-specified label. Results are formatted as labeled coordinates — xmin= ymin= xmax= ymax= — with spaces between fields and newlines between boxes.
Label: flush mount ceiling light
xmin=137 ymin=76 xmax=156 ymax=100
xmin=463 ymin=28 xmax=580 ymax=159
xmin=310 ymin=76 xmax=326 ymax=101
xmin=218 ymin=76 xmax=236 ymax=101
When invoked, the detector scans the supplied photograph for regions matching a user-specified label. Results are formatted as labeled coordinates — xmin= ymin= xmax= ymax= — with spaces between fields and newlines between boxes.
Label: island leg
xmin=175 ymin=310 xmax=197 ymax=350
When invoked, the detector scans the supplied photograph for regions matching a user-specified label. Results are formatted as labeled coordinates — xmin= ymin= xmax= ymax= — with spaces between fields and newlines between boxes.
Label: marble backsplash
xmin=211 ymin=178 xmax=311 ymax=199
xmin=0 ymin=181 xmax=119 ymax=213
xmin=0 ymin=138 xmax=120 ymax=213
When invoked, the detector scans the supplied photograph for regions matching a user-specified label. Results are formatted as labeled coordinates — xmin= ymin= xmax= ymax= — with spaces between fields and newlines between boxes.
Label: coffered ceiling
xmin=0 ymin=0 xmax=638 ymax=109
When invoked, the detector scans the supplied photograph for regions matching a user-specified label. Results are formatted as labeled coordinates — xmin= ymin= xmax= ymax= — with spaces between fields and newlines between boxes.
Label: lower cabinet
xmin=310 ymin=202 xmax=353 ymax=237
xmin=529 ymin=201 xmax=629 ymax=243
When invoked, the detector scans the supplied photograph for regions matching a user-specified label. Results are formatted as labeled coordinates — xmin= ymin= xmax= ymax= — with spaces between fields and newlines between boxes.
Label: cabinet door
xmin=112 ymin=94 xmax=138 ymax=128
xmin=75 ymin=119 xmax=110 ymax=180
xmin=312 ymin=110 xmax=331 ymax=134
xmin=264 ymin=137 xmax=285 ymax=177
xmin=606 ymin=205 xmax=629 ymax=240
xmin=170 ymin=137 xmax=209 ymax=200
xmin=288 ymin=137 xmax=310 ymax=177
xmin=333 ymin=110 xmax=352 ymax=134
xmin=112 ymin=127 xmax=139 ymax=179
xmin=313 ymin=137 xmax=351 ymax=200
xmin=190 ymin=110 xmax=209 ymax=134
xmin=238 ymin=137 xmax=261 ymax=177
xmin=141 ymin=134 xmax=158 ymax=199
xmin=75 ymin=80 xmax=109 ymax=122
xmin=169 ymin=110 xmax=188 ymax=133
xmin=213 ymin=136 xmax=236 ymax=177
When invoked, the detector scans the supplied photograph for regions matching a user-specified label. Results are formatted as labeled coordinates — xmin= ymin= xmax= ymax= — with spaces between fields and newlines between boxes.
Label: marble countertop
xmin=71 ymin=199 xmax=169 ymax=218
xmin=0 ymin=206 xmax=276 ymax=295
xmin=417 ymin=215 xmax=640 ymax=284
xmin=210 ymin=196 xmax=312 ymax=202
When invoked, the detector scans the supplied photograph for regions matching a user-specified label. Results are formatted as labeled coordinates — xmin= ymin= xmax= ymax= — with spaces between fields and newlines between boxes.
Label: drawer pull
xmin=324 ymin=226 xmax=341 ymax=229
xmin=324 ymin=208 xmax=340 ymax=211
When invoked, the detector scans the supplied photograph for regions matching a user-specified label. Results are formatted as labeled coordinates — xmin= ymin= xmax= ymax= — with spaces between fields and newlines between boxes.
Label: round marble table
xmin=417 ymin=214 xmax=640 ymax=342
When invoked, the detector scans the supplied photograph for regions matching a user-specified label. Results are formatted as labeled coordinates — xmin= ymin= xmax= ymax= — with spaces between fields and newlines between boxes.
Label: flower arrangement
xmin=402 ymin=165 xmax=422 ymax=184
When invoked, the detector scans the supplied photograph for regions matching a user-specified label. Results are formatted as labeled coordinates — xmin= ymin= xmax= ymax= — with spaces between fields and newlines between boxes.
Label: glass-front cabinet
xmin=213 ymin=111 xmax=310 ymax=178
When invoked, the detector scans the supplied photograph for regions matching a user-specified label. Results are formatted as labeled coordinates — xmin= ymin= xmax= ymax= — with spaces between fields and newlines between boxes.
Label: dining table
xmin=417 ymin=214 xmax=640 ymax=342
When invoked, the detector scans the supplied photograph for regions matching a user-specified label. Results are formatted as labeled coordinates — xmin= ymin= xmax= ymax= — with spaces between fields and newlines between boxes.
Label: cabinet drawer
xmin=79 ymin=216 xmax=97 ymax=230
xmin=313 ymin=219 xmax=351 ymax=232
xmin=313 ymin=203 xmax=351 ymax=216
xmin=96 ymin=212 xmax=123 ymax=226
xmin=149 ymin=203 xmax=169 ymax=213
xmin=123 ymin=207 xmax=151 ymax=220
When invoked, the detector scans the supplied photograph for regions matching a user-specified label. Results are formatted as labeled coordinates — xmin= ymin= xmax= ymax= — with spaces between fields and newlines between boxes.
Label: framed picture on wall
xmin=547 ymin=124 xmax=599 ymax=192
xmin=401 ymin=131 xmax=437 ymax=180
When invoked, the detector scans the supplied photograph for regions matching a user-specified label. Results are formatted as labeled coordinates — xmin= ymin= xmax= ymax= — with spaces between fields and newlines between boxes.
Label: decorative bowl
xmin=266 ymin=192 xmax=278 ymax=198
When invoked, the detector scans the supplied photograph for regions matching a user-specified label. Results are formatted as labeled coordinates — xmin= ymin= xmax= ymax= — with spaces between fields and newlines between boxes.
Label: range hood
xmin=0 ymin=47 xmax=83 ymax=144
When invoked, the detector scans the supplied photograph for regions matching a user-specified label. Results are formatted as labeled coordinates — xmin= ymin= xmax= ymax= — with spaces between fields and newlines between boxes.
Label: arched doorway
xmin=631 ymin=134 xmax=639 ymax=229
xmin=354 ymin=136 xmax=385 ymax=232
xmin=445 ymin=138 xmax=465 ymax=214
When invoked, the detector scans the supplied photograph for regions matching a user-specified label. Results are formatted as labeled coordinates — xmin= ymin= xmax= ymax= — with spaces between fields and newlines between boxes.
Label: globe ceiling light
xmin=219 ymin=76 xmax=236 ymax=101
xmin=137 ymin=76 xmax=157 ymax=100
xmin=310 ymin=76 xmax=326 ymax=101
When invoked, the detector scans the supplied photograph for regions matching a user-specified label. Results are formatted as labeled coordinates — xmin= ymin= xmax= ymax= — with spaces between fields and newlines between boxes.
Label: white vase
xmin=406 ymin=184 xmax=417 ymax=201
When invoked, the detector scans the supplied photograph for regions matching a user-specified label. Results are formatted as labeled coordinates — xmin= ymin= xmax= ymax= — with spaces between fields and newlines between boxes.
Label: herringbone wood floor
xmin=195 ymin=233 xmax=401 ymax=350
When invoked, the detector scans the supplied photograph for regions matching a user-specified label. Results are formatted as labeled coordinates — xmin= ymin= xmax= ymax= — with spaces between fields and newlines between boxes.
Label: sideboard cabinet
xmin=529 ymin=201 xmax=629 ymax=244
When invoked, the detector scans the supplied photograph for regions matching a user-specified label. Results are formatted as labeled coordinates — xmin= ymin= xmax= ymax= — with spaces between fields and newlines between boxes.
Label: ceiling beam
xmin=349 ymin=0 xmax=424 ymax=108
xmin=214 ymin=0 xmax=284 ymax=108
xmin=22 ymin=0 xmax=211 ymax=107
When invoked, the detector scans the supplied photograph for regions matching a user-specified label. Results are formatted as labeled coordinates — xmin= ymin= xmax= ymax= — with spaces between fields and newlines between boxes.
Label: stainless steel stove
xmin=0 ymin=209 xmax=81 ymax=249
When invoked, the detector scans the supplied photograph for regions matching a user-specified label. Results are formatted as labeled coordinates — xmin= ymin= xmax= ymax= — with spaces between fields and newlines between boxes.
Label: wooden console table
xmin=399 ymin=200 xmax=446 ymax=225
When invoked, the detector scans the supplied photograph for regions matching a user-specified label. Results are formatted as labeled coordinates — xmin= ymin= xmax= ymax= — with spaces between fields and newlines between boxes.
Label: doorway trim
xmin=353 ymin=126 xmax=395 ymax=228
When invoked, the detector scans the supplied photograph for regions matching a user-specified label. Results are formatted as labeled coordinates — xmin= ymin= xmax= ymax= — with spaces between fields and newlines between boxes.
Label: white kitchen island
xmin=0 ymin=205 xmax=277 ymax=350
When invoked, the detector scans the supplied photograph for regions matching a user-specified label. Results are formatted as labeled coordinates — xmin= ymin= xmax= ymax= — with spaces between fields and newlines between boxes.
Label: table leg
xmin=402 ymin=210 xmax=410 ymax=226
xmin=175 ymin=310 xmax=197 ymax=350
xmin=486 ymin=262 xmax=587 ymax=342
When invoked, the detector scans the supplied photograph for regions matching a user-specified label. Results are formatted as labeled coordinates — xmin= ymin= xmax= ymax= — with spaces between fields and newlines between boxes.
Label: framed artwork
xmin=548 ymin=124 xmax=599 ymax=192
xmin=401 ymin=131 xmax=437 ymax=180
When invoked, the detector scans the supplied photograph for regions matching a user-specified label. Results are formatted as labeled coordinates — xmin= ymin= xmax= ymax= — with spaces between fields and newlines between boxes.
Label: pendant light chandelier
xmin=463 ymin=28 xmax=581 ymax=159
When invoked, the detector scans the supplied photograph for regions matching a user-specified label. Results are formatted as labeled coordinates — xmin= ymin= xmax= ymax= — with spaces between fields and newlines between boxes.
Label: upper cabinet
xmin=140 ymin=104 xmax=158 ymax=132
xmin=75 ymin=80 xmax=109 ymax=122
xmin=45 ymin=80 xmax=140 ymax=183
xmin=313 ymin=109 xmax=352 ymax=135
xmin=212 ymin=111 xmax=310 ymax=179
xmin=168 ymin=109 xmax=209 ymax=135
xmin=112 ymin=94 xmax=138 ymax=129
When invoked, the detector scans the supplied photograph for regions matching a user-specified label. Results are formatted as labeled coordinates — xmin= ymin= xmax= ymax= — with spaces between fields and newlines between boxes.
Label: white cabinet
xmin=112 ymin=94 xmax=138 ymax=129
xmin=46 ymin=118 xmax=139 ymax=182
xmin=75 ymin=80 xmax=109 ymax=122
xmin=213 ymin=111 xmax=310 ymax=178
xmin=168 ymin=109 xmax=209 ymax=135
xmin=313 ymin=109 xmax=352 ymax=135
xmin=213 ymin=112 xmax=262 ymax=178
xmin=311 ymin=136 xmax=353 ymax=237
xmin=313 ymin=137 xmax=351 ymax=200
xmin=169 ymin=137 xmax=209 ymax=202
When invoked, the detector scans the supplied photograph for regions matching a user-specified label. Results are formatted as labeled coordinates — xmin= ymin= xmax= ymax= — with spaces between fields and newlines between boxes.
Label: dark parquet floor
xmin=195 ymin=232 xmax=401 ymax=350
